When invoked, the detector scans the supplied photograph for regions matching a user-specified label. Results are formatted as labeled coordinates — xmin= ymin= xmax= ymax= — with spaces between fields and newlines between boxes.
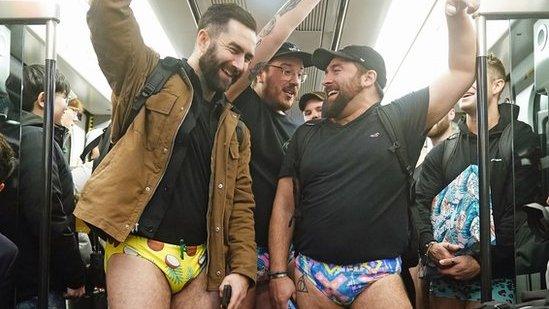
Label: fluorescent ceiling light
xmin=27 ymin=0 xmax=177 ymax=103
xmin=376 ymin=0 xmax=511 ymax=102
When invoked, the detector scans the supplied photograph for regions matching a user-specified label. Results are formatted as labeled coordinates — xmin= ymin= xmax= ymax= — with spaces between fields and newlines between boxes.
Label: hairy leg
xmin=430 ymin=296 xmax=465 ymax=309
xmin=170 ymin=270 xmax=219 ymax=309
xmin=351 ymin=274 xmax=412 ymax=309
xmin=106 ymin=253 xmax=171 ymax=308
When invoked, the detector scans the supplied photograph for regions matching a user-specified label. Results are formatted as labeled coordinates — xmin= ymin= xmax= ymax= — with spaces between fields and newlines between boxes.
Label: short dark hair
xmin=198 ymin=4 xmax=257 ymax=37
xmin=0 ymin=133 xmax=15 ymax=183
xmin=21 ymin=64 xmax=71 ymax=112
xmin=356 ymin=64 xmax=384 ymax=100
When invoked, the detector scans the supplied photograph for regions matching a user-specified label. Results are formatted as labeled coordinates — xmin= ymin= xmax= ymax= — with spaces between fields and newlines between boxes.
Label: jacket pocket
xmin=144 ymin=91 xmax=177 ymax=150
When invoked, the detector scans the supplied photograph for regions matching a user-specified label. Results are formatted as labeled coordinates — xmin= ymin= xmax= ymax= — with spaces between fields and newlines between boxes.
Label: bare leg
xmin=465 ymin=301 xmax=481 ymax=309
xmin=240 ymin=286 xmax=256 ymax=309
xmin=171 ymin=270 xmax=220 ymax=309
xmin=351 ymin=274 xmax=412 ymax=309
xmin=254 ymin=284 xmax=273 ymax=309
xmin=430 ymin=297 xmax=465 ymax=309
xmin=410 ymin=266 xmax=429 ymax=309
xmin=294 ymin=266 xmax=342 ymax=309
xmin=106 ymin=253 xmax=171 ymax=308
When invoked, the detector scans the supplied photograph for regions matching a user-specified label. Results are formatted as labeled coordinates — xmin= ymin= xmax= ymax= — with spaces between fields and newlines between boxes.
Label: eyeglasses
xmin=266 ymin=64 xmax=308 ymax=84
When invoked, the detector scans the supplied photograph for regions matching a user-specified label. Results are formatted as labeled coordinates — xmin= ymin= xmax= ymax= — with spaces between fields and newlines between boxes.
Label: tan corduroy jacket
xmin=74 ymin=0 xmax=256 ymax=289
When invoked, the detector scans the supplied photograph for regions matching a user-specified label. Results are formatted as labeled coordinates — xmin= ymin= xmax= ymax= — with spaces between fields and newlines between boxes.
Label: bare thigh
xmin=294 ymin=266 xmax=342 ymax=309
xmin=170 ymin=269 xmax=219 ymax=309
xmin=351 ymin=274 xmax=412 ymax=309
xmin=106 ymin=253 xmax=171 ymax=309
xmin=430 ymin=297 xmax=465 ymax=309
xmin=240 ymin=286 xmax=256 ymax=309
xmin=465 ymin=301 xmax=481 ymax=309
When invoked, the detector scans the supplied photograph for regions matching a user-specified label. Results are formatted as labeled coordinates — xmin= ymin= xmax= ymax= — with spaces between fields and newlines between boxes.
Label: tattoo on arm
xmin=297 ymin=274 xmax=308 ymax=293
xmin=248 ymin=62 xmax=267 ymax=81
xmin=277 ymin=0 xmax=303 ymax=17
xmin=255 ymin=0 xmax=302 ymax=48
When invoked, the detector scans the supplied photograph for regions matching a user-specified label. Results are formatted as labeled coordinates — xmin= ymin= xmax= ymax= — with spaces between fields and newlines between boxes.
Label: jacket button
xmin=215 ymin=226 xmax=220 ymax=232
xmin=145 ymin=186 xmax=151 ymax=192
xmin=216 ymin=270 xmax=222 ymax=276
xmin=163 ymin=148 xmax=168 ymax=153
xmin=217 ymin=183 xmax=223 ymax=189
xmin=124 ymin=224 xmax=130 ymax=229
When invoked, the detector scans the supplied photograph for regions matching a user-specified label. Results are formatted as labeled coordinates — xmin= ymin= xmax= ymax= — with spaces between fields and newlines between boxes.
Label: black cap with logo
xmin=312 ymin=45 xmax=387 ymax=89
xmin=298 ymin=91 xmax=325 ymax=111
xmin=272 ymin=42 xmax=313 ymax=68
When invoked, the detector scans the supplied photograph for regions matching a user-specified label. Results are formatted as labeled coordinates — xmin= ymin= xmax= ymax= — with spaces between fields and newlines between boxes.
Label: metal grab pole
xmin=39 ymin=19 xmax=57 ymax=309
xmin=476 ymin=15 xmax=492 ymax=303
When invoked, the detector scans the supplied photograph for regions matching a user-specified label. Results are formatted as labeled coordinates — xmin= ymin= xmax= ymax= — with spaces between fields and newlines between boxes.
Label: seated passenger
xmin=413 ymin=54 xmax=541 ymax=308
xmin=9 ymin=64 xmax=86 ymax=307
xmin=299 ymin=91 xmax=324 ymax=122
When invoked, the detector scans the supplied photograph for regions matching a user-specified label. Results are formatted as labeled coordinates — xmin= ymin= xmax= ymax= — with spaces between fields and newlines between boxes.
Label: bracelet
xmin=268 ymin=271 xmax=288 ymax=279
xmin=425 ymin=241 xmax=437 ymax=259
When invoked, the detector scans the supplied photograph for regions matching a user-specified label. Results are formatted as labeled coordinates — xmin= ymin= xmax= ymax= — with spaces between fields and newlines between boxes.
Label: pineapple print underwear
xmin=104 ymin=234 xmax=206 ymax=293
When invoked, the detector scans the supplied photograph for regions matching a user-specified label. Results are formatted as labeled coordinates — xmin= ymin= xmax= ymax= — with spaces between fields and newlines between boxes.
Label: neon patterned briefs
xmin=104 ymin=234 xmax=206 ymax=294
xmin=256 ymin=246 xmax=295 ymax=283
xmin=296 ymin=254 xmax=402 ymax=306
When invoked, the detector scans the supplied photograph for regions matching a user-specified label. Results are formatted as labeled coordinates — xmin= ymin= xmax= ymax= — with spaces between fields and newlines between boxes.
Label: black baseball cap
xmin=298 ymin=91 xmax=325 ymax=111
xmin=312 ymin=45 xmax=387 ymax=89
xmin=272 ymin=42 xmax=313 ymax=68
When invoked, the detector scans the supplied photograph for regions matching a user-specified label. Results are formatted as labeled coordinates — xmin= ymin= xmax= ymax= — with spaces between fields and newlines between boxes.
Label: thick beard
xmin=324 ymin=91 xmax=353 ymax=119
xmin=324 ymin=77 xmax=362 ymax=119
xmin=198 ymin=44 xmax=240 ymax=93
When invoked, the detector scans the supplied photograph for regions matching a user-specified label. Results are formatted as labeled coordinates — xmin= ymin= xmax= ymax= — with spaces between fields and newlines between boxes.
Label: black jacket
xmin=412 ymin=103 xmax=541 ymax=279
xmin=1 ymin=111 xmax=85 ymax=300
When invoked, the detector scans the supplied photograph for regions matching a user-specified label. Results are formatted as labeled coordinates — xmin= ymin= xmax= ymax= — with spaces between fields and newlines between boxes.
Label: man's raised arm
xmin=226 ymin=0 xmax=321 ymax=102
xmin=427 ymin=0 xmax=478 ymax=129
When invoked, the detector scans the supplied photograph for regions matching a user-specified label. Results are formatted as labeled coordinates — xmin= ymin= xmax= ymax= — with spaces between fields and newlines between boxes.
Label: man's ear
xmin=361 ymin=70 xmax=377 ymax=88
xmin=492 ymin=79 xmax=505 ymax=96
xmin=196 ymin=28 xmax=211 ymax=53
xmin=37 ymin=92 xmax=46 ymax=110
xmin=0 ymin=182 xmax=5 ymax=192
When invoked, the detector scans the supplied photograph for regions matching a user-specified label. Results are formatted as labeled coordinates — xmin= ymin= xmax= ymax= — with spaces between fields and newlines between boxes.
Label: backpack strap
xmin=498 ymin=123 xmax=513 ymax=165
xmin=120 ymin=57 xmax=184 ymax=137
xmin=377 ymin=105 xmax=415 ymax=201
xmin=442 ymin=132 xmax=460 ymax=178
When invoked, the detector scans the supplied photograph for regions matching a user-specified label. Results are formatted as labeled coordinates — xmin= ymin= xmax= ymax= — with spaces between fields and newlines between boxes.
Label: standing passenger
xmin=75 ymin=0 xmax=320 ymax=307
xmin=232 ymin=42 xmax=312 ymax=308
xmin=413 ymin=54 xmax=541 ymax=308
xmin=269 ymin=1 xmax=478 ymax=308
xmin=299 ymin=91 xmax=325 ymax=122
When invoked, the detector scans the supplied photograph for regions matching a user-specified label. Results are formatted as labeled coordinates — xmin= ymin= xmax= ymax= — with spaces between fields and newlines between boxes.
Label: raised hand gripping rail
xmin=0 ymin=2 xmax=60 ymax=309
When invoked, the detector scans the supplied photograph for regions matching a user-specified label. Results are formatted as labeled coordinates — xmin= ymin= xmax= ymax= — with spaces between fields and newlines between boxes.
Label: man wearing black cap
xmin=269 ymin=0 xmax=478 ymax=308
xmin=299 ymin=91 xmax=325 ymax=122
xmin=232 ymin=41 xmax=311 ymax=309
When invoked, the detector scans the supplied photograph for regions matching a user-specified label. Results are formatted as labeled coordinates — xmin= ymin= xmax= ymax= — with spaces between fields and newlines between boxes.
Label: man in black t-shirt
xmin=268 ymin=1 xmax=479 ymax=308
xmin=232 ymin=42 xmax=312 ymax=308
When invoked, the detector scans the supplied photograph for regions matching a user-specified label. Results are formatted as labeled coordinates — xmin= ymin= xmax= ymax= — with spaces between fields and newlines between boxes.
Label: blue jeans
xmin=16 ymin=292 xmax=65 ymax=309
